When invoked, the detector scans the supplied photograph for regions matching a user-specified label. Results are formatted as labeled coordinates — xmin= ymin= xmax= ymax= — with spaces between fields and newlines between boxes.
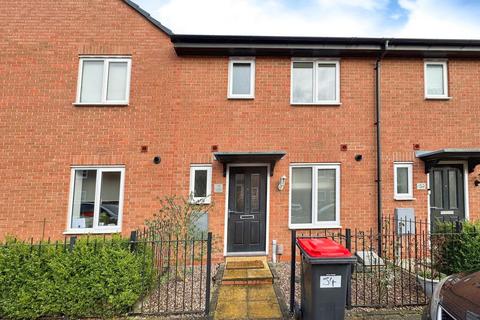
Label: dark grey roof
xmin=213 ymin=151 xmax=286 ymax=176
xmin=123 ymin=0 xmax=172 ymax=35
xmin=171 ymin=34 xmax=480 ymax=57
xmin=416 ymin=149 xmax=480 ymax=173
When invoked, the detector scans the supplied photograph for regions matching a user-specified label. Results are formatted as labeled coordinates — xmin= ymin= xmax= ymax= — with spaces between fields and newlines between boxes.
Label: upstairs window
xmin=291 ymin=59 xmax=340 ymax=105
xmin=425 ymin=61 xmax=448 ymax=99
xmin=228 ymin=58 xmax=255 ymax=99
xmin=76 ymin=57 xmax=131 ymax=105
xmin=189 ymin=165 xmax=212 ymax=204
xmin=394 ymin=163 xmax=413 ymax=200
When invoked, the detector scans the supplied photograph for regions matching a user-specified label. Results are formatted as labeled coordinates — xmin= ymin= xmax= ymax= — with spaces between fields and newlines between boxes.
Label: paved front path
xmin=215 ymin=284 xmax=283 ymax=319
xmin=214 ymin=257 xmax=283 ymax=320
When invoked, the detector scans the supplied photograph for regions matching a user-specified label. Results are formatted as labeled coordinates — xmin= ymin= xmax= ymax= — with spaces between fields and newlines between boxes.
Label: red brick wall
xmin=1 ymin=0 xmax=479 ymax=261
xmin=381 ymin=58 xmax=480 ymax=225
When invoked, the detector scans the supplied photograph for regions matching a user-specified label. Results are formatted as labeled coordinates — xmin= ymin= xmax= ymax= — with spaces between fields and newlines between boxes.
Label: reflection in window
xmin=99 ymin=171 xmax=120 ymax=227
xmin=317 ymin=169 xmax=336 ymax=222
xmin=235 ymin=174 xmax=245 ymax=212
xmin=251 ymin=174 xmax=260 ymax=211
xmin=71 ymin=170 xmax=97 ymax=229
xmin=434 ymin=170 xmax=443 ymax=208
xmin=291 ymin=167 xmax=313 ymax=224
xmin=194 ymin=170 xmax=208 ymax=198
xmin=69 ymin=167 xmax=124 ymax=231
xmin=448 ymin=170 xmax=457 ymax=209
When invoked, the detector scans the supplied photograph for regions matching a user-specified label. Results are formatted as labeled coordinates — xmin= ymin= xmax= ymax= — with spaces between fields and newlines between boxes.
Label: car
xmin=422 ymin=270 xmax=480 ymax=320
xmin=79 ymin=202 xmax=119 ymax=227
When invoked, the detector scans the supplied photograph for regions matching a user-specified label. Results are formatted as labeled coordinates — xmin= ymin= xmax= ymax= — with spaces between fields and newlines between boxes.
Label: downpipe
xmin=375 ymin=40 xmax=389 ymax=257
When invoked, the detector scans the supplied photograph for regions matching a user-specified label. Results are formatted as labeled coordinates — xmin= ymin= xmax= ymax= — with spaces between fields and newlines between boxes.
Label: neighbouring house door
xmin=429 ymin=164 xmax=465 ymax=230
xmin=227 ymin=166 xmax=267 ymax=253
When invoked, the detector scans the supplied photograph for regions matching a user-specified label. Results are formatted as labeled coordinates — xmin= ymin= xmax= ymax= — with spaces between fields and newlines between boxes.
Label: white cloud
xmin=397 ymin=0 xmax=480 ymax=39
xmin=146 ymin=0 xmax=480 ymax=39
xmin=317 ymin=0 xmax=389 ymax=11
xmin=153 ymin=0 xmax=390 ymax=36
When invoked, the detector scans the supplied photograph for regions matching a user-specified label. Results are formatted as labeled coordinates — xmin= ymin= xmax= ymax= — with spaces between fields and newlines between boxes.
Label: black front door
xmin=429 ymin=164 xmax=465 ymax=229
xmin=227 ymin=167 xmax=267 ymax=253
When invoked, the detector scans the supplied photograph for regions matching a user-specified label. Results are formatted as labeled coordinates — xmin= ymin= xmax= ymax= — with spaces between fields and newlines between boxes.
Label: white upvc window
xmin=394 ymin=162 xmax=413 ymax=200
xmin=291 ymin=59 xmax=340 ymax=105
xmin=75 ymin=56 xmax=132 ymax=105
xmin=228 ymin=58 xmax=255 ymax=99
xmin=189 ymin=165 xmax=212 ymax=204
xmin=289 ymin=164 xmax=341 ymax=229
xmin=66 ymin=166 xmax=125 ymax=234
xmin=424 ymin=60 xmax=449 ymax=99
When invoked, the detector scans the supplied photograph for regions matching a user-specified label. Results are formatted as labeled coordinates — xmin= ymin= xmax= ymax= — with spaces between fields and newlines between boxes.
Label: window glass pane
xmin=190 ymin=212 xmax=208 ymax=235
xmin=99 ymin=171 xmax=120 ymax=227
xmin=396 ymin=167 xmax=409 ymax=194
xmin=291 ymin=167 xmax=312 ymax=224
xmin=426 ymin=64 xmax=444 ymax=96
xmin=232 ymin=63 xmax=251 ymax=95
xmin=317 ymin=169 xmax=336 ymax=222
xmin=448 ymin=170 xmax=457 ymax=209
xmin=194 ymin=170 xmax=207 ymax=198
xmin=292 ymin=62 xmax=314 ymax=103
xmin=80 ymin=61 xmax=104 ymax=103
xmin=317 ymin=64 xmax=336 ymax=101
xmin=235 ymin=174 xmax=245 ymax=212
xmin=433 ymin=170 xmax=443 ymax=208
xmin=71 ymin=170 xmax=97 ymax=229
xmin=106 ymin=62 xmax=128 ymax=101
xmin=251 ymin=174 xmax=260 ymax=211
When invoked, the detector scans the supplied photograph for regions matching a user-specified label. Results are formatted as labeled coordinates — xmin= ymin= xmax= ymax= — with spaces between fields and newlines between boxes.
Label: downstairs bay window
xmin=289 ymin=164 xmax=340 ymax=228
xmin=67 ymin=166 xmax=125 ymax=233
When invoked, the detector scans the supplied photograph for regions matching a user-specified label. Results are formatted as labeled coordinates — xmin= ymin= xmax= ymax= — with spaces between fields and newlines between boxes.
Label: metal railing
xmin=289 ymin=217 xmax=473 ymax=312
xmin=131 ymin=229 xmax=213 ymax=317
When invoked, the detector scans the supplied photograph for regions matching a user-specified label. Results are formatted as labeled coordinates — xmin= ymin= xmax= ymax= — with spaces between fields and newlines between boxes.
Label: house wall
xmin=0 ymin=0 xmax=180 ymax=238
xmin=1 ymin=0 xmax=479 ymax=261
xmin=381 ymin=58 xmax=480 ymax=226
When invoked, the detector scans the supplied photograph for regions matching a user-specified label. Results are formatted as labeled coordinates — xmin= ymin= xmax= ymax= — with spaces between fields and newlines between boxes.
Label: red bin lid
xmin=297 ymin=238 xmax=351 ymax=258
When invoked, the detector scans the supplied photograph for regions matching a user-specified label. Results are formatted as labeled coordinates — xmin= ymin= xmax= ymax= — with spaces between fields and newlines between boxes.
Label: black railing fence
xmin=131 ymin=229 xmax=213 ymax=317
xmin=290 ymin=217 xmax=474 ymax=312
xmin=0 ymin=230 xmax=212 ymax=318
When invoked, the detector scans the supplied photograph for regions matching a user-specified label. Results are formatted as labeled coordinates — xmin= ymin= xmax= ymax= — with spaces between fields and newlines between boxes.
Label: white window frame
xmin=189 ymin=165 xmax=212 ymax=204
xmin=290 ymin=58 xmax=340 ymax=105
xmin=227 ymin=58 xmax=255 ymax=99
xmin=66 ymin=166 xmax=125 ymax=234
xmin=394 ymin=162 xmax=413 ymax=200
xmin=75 ymin=56 xmax=132 ymax=105
xmin=289 ymin=163 xmax=341 ymax=229
xmin=424 ymin=60 xmax=449 ymax=99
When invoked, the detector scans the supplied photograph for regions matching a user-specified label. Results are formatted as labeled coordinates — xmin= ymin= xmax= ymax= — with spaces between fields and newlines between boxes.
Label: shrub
xmin=146 ymin=195 xmax=213 ymax=239
xmin=434 ymin=221 xmax=480 ymax=275
xmin=0 ymin=237 xmax=152 ymax=319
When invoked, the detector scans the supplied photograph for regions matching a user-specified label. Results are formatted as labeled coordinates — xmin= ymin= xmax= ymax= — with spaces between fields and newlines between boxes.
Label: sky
xmin=133 ymin=0 xmax=480 ymax=39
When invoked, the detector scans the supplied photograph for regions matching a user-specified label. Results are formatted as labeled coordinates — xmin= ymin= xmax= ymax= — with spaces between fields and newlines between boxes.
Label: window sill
xmin=289 ymin=225 xmax=342 ymax=230
xmin=63 ymin=229 xmax=121 ymax=235
xmin=291 ymin=102 xmax=341 ymax=106
xmin=227 ymin=96 xmax=255 ymax=100
xmin=424 ymin=96 xmax=452 ymax=101
xmin=73 ymin=102 xmax=129 ymax=107
xmin=394 ymin=197 xmax=416 ymax=201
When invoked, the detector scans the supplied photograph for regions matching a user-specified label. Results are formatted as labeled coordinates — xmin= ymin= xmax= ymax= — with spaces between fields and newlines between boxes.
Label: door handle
xmin=228 ymin=210 xmax=242 ymax=214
